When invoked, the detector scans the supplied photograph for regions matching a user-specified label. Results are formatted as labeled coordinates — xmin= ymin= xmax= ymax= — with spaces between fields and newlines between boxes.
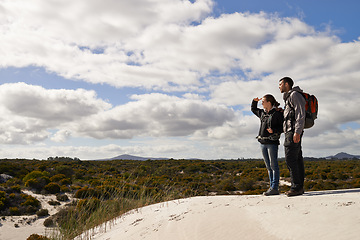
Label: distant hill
xmin=326 ymin=152 xmax=360 ymax=159
xmin=95 ymin=154 xmax=170 ymax=161
xmin=95 ymin=152 xmax=360 ymax=161
xmin=93 ymin=154 xmax=204 ymax=161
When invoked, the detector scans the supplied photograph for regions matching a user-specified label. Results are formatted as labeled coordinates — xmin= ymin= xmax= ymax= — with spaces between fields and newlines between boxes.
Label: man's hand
xmin=293 ymin=132 xmax=301 ymax=143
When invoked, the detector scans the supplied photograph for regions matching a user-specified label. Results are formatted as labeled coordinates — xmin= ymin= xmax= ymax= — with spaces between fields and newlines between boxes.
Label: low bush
xmin=9 ymin=206 xmax=20 ymax=215
xmin=50 ymin=174 xmax=66 ymax=182
xmin=44 ymin=182 xmax=61 ymax=194
xmin=21 ymin=194 xmax=40 ymax=208
xmin=43 ymin=218 xmax=55 ymax=227
xmin=48 ymin=200 xmax=61 ymax=206
xmin=26 ymin=234 xmax=51 ymax=240
xmin=56 ymin=194 xmax=69 ymax=202
xmin=36 ymin=209 xmax=49 ymax=217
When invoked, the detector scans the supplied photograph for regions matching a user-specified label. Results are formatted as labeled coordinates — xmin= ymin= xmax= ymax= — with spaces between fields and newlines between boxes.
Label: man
xmin=279 ymin=77 xmax=306 ymax=197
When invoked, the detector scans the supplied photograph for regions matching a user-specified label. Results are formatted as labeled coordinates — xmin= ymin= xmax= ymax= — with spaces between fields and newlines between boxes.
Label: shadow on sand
xmin=304 ymin=188 xmax=360 ymax=197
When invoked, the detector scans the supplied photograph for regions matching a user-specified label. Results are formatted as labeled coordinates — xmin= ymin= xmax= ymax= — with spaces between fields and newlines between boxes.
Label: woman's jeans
xmin=261 ymin=144 xmax=280 ymax=190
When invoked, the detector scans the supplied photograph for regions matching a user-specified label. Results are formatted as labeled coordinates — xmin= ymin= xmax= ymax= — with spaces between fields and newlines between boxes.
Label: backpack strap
xmin=268 ymin=111 xmax=281 ymax=140
xmin=268 ymin=110 xmax=277 ymax=130
xmin=257 ymin=110 xmax=281 ymax=141
xmin=285 ymin=91 xmax=296 ymax=131
xmin=260 ymin=109 xmax=278 ymax=130
xmin=260 ymin=111 xmax=272 ymax=129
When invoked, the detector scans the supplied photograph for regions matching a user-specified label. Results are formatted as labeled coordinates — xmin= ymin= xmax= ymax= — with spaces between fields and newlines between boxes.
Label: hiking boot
xmin=263 ymin=188 xmax=279 ymax=196
xmin=286 ymin=188 xmax=304 ymax=197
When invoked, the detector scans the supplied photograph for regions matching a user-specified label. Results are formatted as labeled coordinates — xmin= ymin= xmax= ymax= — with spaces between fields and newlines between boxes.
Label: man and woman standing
xmin=252 ymin=77 xmax=305 ymax=197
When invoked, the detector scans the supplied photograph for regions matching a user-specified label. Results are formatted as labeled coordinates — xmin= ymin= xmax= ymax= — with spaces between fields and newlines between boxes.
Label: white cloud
xmin=51 ymin=129 xmax=72 ymax=143
xmin=0 ymin=0 xmax=214 ymax=89
xmin=304 ymin=128 xmax=360 ymax=156
xmin=1 ymin=0 xmax=360 ymax=158
xmin=74 ymin=93 xmax=235 ymax=139
xmin=0 ymin=83 xmax=236 ymax=145
xmin=0 ymin=82 xmax=111 ymax=144
xmin=210 ymin=78 xmax=281 ymax=106
xmin=0 ymin=1 xmax=329 ymax=90
xmin=0 ymin=83 xmax=110 ymax=121
xmin=2 ymin=0 xmax=213 ymax=44
xmin=2 ymin=0 xmax=359 ymax=100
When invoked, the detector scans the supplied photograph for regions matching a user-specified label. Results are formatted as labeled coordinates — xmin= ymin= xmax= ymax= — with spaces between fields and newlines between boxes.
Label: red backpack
xmin=300 ymin=92 xmax=318 ymax=129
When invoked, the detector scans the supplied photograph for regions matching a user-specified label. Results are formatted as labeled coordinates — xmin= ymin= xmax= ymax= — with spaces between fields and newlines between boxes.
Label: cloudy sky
xmin=1 ymin=0 xmax=359 ymax=160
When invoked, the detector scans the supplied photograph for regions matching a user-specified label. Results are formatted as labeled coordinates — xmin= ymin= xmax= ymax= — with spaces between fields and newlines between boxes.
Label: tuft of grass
xmin=48 ymin=180 xmax=185 ymax=240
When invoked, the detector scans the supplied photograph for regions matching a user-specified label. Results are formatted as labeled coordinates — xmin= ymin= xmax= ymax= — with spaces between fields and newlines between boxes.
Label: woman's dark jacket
xmin=251 ymin=100 xmax=284 ymax=145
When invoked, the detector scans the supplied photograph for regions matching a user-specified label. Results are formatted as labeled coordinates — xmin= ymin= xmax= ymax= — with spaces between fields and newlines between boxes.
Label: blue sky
xmin=0 ymin=0 xmax=359 ymax=160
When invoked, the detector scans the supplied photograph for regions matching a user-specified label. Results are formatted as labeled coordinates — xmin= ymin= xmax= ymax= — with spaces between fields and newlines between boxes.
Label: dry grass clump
xmin=48 ymin=180 xmax=183 ymax=240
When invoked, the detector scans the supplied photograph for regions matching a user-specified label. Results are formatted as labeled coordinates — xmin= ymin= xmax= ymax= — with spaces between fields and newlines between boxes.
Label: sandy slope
xmin=79 ymin=189 xmax=360 ymax=240
xmin=0 ymin=190 xmax=70 ymax=240
xmin=1 ymin=189 xmax=359 ymax=240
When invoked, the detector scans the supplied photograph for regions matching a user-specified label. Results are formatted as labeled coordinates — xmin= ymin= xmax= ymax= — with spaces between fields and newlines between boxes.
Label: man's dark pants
xmin=284 ymin=131 xmax=304 ymax=191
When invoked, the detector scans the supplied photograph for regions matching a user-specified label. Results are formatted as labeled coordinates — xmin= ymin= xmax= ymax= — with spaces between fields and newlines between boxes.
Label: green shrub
xmin=0 ymin=191 xmax=6 ymax=210
xmin=43 ymin=218 xmax=55 ymax=227
xmin=75 ymin=187 xmax=100 ymax=199
xmin=50 ymin=174 xmax=66 ymax=182
xmin=237 ymin=178 xmax=255 ymax=191
xmin=353 ymin=179 xmax=360 ymax=188
xmin=36 ymin=209 xmax=49 ymax=217
xmin=10 ymin=185 xmax=21 ymax=193
xmin=25 ymin=179 xmax=41 ymax=190
xmin=221 ymin=180 xmax=236 ymax=191
xmin=23 ymin=171 xmax=49 ymax=182
xmin=44 ymin=182 xmax=61 ymax=194
xmin=0 ymin=190 xmax=6 ymax=200
xmin=55 ymin=166 xmax=74 ymax=178
xmin=60 ymin=185 xmax=70 ymax=192
xmin=59 ymin=178 xmax=71 ymax=185
xmin=243 ymin=189 xmax=266 ymax=195
xmin=48 ymin=200 xmax=61 ymax=206
xmin=26 ymin=234 xmax=51 ymax=240
xmin=21 ymin=194 xmax=40 ymax=208
xmin=56 ymin=194 xmax=69 ymax=202
xmin=25 ymin=177 xmax=50 ymax=192
xmin=25 ymin=205 xmax=39 ymax=214
xmin=10 ymin=206 xmax=20 ymax=215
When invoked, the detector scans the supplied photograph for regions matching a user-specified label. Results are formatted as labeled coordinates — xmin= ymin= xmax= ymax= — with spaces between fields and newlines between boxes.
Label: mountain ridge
xmin=93 ymin=152 xmax=360 ymax=161
xmin=95 ymin=154 xmax=170 ymax=161
xmin=326 ymin=152 xmax=360 ymax=159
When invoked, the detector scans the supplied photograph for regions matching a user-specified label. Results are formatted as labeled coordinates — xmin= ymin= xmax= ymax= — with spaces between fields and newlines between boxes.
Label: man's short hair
xmin=280 ymin=77 xmax=294 ymax=88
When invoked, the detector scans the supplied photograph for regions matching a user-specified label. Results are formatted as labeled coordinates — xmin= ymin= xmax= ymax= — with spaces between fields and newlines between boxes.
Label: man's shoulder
xmin=290 ymin=89 xmax=302 ymax=96
xmin=290 ymin=90 xmax=304 ymax=100
xmin=289 ymin=90 xmax=305 ymax=107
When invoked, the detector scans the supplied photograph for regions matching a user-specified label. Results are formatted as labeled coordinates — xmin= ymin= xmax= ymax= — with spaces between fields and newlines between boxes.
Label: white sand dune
xmin=80 ymin=189 xmax=360 ymax=240
xmin=1 ymin=189 xmax=359 ymax=240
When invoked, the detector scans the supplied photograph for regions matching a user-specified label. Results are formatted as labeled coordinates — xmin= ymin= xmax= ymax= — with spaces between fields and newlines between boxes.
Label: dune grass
xmin=47 ymin=180 xmax=185 ymax=240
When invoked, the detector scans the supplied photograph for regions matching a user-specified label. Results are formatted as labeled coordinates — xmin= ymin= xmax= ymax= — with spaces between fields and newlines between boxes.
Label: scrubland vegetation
xmin=0 ymin=157 xmax=359 ymax=239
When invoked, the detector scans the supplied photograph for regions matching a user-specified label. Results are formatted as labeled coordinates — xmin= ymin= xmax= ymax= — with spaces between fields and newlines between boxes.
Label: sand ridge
xmin=1 ymin=189 xmax=359 ymax=240
xmin=80 ymin=188 xmax=360 ymax=240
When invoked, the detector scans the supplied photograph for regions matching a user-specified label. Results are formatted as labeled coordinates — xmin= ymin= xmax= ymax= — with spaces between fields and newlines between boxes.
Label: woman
xmin=251 ymin=94 xmax=283 ymax=196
